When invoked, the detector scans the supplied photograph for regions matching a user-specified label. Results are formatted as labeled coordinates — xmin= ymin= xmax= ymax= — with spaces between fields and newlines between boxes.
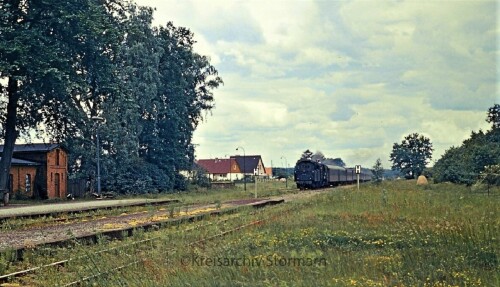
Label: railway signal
xmin=355 ymin=165 xmax=361 ymax=190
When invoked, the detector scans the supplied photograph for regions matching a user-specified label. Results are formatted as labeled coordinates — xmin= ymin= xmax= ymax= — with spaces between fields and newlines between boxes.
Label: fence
xmin=67 ymin=178 xmax=89 ymax=198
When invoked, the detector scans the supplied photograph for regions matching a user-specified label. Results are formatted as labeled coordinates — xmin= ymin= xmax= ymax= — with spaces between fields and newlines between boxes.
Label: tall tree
xmin=62 ymin=0 xmax=128 ymax=175
xmin=487 ymin=104 xmax=500 ymax=129
xmin=433 ymin=106 xmax=500 ymax=186
xmin=64 ymin=4 xmax=162 ymax=193
xmin=390 ymin=133 xmax=433 ymax=179
xmin=99 ymin=5 xmax=168 ymax=193
xmin=372 ymin=158 xmax=384 ymax=184
xmin=138 ymin=22 xmax=222 ymax=190
xmin=434 ymin=130 xmax=500 ymax=185
xmin=0 ymin=0 xmax=127 ymax=204
xmin=1 ymin=1 xmax=222 ymax=197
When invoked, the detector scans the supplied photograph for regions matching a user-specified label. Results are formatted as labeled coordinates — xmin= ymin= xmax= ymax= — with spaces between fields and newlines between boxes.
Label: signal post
xmin=355 ymin=165 xmax=361 ymax=191
xmin=254 ymin=167 xmax=259 ymax=198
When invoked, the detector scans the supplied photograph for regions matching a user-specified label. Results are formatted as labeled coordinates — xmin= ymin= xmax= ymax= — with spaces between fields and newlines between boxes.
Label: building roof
xmin=231 ymin=155 xmax=264 ymax=174
xmin=0 ymin=157 xmax=40 ymax=166
xmin=0 ymin=143 xmax=64 ymax=153
xmin=197 ymin=158 xmax=236 ymax=174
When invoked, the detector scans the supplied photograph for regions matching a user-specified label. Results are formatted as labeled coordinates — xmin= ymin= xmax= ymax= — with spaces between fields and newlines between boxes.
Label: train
xmin=294 ymin=158 xmax=372 ymax=189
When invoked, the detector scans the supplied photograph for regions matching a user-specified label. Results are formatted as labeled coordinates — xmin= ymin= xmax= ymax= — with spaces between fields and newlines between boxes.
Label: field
xmin=1 ymin=180 xmax=498 ymax=286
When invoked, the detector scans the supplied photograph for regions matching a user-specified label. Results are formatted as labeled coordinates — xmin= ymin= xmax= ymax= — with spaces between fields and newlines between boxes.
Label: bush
xmin=13 ymin=189 xmax=31 ymax=200
xmin=434 ymin=129 xmax=500 ymax=186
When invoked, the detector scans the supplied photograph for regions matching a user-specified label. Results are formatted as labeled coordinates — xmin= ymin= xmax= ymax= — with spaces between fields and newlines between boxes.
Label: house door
xmin=55 ymin=173 xmax=60 ymax=198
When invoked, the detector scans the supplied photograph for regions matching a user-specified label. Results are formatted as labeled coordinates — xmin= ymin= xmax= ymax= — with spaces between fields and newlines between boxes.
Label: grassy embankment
xmin=2 ymin=180 xmax=499 ymax=286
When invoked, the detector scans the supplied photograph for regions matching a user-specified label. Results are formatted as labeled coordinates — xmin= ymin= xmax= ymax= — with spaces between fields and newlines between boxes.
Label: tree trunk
xmin=0 ymin=77 xmax=20 ymax=206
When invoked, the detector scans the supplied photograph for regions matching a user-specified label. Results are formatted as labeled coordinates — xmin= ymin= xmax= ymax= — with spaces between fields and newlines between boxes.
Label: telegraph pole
xmin=236 ymin=146 xmax=246 ymax=191
xmin=92 ymin=116 xmax=106 ymax=196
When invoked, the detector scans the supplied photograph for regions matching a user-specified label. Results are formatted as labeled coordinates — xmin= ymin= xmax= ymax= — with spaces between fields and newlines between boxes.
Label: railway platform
xmin=0 ymin=198 xmax=176 ymax=219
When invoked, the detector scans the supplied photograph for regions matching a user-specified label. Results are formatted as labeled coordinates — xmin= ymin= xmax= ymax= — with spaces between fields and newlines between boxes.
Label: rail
xmin=0 ymin=200 xmax=288 ymax=286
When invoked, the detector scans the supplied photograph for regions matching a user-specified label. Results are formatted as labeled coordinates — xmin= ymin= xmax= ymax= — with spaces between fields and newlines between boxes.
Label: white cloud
xmin=135 ymin=0 xmax=498 ymax=170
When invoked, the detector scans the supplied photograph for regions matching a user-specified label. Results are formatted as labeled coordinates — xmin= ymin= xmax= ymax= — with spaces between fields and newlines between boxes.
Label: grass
xmin=169 ymin=181 xmax=497 ymax=287
xmin=1 ymin=180 xmax=499 ymax=286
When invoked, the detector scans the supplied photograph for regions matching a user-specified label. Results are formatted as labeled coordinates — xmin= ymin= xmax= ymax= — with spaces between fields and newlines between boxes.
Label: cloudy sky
xmin=136 ymin=0 xmax=498 ymax=169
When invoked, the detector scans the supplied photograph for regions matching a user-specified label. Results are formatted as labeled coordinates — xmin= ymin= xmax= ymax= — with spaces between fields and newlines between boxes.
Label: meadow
xmin=1 ymin=180 xmax=498 ymax=286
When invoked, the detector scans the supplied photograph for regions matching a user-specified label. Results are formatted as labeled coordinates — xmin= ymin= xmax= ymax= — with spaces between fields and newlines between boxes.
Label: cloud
xmin=135 ymin=0 xmax=498 ymax=169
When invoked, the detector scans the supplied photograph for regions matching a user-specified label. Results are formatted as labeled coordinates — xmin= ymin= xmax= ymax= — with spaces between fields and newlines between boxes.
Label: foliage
xmin=136 ymin=21 xmax=222 ymax=186
xmin=433 ymin=106 xmax=500 ymax=186
xmin=104 ymin=158 xmax=171 ymax=194
xmin=174 ymin=173 xmax=188 ymax=191
xmin=272 ymin=167 xmax=292 ymax=179
xmin=0 ymin=0 xmax=129 ymax=203
xmin=371 ymin=158 xmax=384 ymax=184
xmin=390 ymin=133 xmax=433 ymax=179
xmin=479 ymin=164 xmax=500 ymax=187
xmin=191 ymin=163 xmax=211 ymax=188
xmin=0 ymin=2 xmax=222 ymax=194
xmin=486 ymin=104 xmax=500 ymax=129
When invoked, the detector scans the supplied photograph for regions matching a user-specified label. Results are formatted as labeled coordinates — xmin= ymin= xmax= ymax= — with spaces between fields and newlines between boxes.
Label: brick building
xmin=0 ymin=143 xmax=68 ymax=199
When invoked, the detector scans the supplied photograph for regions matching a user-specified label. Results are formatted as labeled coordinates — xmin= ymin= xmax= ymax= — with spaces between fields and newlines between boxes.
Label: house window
xmin=56 ymin=149 xmax=60 ymax=166
xmin=25 ymin=174 xmax=31 ymax=193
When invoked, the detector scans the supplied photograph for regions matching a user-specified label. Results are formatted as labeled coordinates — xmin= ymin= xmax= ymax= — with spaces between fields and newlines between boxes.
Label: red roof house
xmin=196 ymin=158 xmax=239 ymax=181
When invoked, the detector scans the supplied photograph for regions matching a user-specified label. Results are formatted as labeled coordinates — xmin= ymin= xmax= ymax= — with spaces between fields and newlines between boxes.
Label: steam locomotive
xmin=294 ymin=158 xmax=371 ymax=189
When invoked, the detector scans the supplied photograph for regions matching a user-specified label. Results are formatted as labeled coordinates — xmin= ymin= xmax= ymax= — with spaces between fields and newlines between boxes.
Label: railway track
xmin=0 ymin=199 xmax=289 ymax=286
xmin=0 ymin=216 xmax=236 ymax=284
xmin=0 ymin=187 xmax=336 ymax=286
xmin=0 ymin=198 xmax=283 ymax=254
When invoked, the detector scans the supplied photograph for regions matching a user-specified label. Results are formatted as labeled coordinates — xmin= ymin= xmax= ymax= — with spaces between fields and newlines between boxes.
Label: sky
xmin=135 ymin=0 xmax=498 ymax=169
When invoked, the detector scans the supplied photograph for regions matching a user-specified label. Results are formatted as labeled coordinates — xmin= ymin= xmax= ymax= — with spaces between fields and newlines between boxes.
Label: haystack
xmin=416 ymin=175 xmax=428 ymax=185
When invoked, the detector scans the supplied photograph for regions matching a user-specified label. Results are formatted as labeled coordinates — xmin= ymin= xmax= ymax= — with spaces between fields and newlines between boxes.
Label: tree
xmin=372 ymin=158 xmax=384 ymax=184
xmin=0 ymin=0 xmax=126 ymax=205
xmin=64 ymin=4 xmax=163 ymax=192
xmin=137 ymin=22 xmax=222 ymax=190
xmin=478 ymin=165 xmax=500 ymax=194
xmin=1 ymin=1 xmax=222 ymax=199
xmin=64 ymin=8 xmax=222 ymax=193
xmin=433 ymin=128 xmax=500 ymax=186
xmin=390 ymin=133 xmax=433 ymax=179
xmin=487 ymin=104 xmax=500 ymax=129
